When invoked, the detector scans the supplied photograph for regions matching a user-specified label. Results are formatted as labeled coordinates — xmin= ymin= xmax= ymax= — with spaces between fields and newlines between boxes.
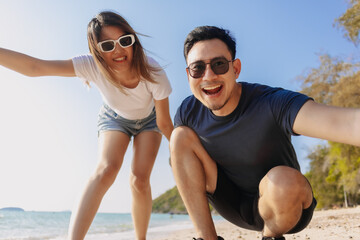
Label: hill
xmin=152 ymin=186 xmax=187 ymax=214
xmin=0 ymin=207 xmax=24 ymax=211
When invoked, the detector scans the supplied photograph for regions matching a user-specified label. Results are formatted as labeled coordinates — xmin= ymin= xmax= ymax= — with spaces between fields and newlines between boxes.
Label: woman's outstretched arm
xmin=0 ymin=47 xmax=75 ymax=77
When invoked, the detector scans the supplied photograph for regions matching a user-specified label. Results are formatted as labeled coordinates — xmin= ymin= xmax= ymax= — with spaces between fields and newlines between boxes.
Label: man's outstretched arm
xmin=293 ymin=100 xmax=360 ymax=146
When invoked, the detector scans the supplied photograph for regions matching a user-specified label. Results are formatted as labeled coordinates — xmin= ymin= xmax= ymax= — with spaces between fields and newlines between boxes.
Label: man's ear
xmin=233 ymin=58 xmax=241 ymax=78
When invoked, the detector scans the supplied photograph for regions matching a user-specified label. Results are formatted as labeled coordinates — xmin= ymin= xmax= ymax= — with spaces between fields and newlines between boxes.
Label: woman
xmin=0 ymin=11 xmax=173 ymax=240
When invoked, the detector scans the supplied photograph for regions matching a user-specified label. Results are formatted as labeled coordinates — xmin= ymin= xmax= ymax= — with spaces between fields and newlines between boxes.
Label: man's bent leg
xmin=258 ymin=166 xmax=314 ymax=238
xmin=170 ymin=126 xmax=218 ymax=240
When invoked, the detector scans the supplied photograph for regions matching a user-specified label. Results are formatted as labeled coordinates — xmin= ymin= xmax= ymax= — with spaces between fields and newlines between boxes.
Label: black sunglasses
xmin=187 ymin=57 xmax=234 ymax=78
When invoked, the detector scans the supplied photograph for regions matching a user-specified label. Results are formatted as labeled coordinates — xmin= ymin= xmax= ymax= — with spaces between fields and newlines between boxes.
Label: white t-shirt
xmin=72 ymin=55 xmax=172 ymax=120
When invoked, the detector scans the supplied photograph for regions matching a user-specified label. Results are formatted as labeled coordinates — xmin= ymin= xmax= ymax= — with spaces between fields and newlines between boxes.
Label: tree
xmin=298 ymin=54 xmax=360 ymax=106
xmin=299 ymin=0 xmax=360 ymax=209
xmin=298 ymin=54 xmax=360 ymax=207
xmin=326 ymin=142 xmax=360 ymax=206
xmin=305 ymin=145 xmax=344 ymax=209
xmin=334 ymin=0 xmax=360 ymax=46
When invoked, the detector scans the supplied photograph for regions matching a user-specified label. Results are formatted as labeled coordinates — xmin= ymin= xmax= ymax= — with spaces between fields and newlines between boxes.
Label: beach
xmin=158 ymin=207 xmax=360 ymax=240
xmin=1 ymin=208 xmax=360 ymax=239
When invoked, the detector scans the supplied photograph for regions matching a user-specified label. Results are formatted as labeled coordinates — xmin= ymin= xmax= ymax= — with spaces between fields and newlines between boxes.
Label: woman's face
xmin=98 ymin=25 xmax=134 ymax=75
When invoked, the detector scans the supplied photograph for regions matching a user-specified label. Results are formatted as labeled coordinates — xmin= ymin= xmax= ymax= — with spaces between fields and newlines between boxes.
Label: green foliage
xmin=152 ymin=186 xmax=214 ymax=214
xmin=152 ymin=186 xmax=187 ymax=214
xmin=326 ymin=142 xmax=360 ymax=195
xmin=305 ymin=145 xmax=344 ymax=209
xmin=334 ymin=0 xmax=360 ymax=46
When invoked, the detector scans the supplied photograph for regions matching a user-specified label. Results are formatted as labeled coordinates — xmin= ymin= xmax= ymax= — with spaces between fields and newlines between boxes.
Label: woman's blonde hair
xmin=87 ymin=11 xmax=160 ymax=90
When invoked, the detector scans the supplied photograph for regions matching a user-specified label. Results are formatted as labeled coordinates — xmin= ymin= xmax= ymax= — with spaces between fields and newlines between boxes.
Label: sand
xmin=157 ymin=207 xmax=360 ymax=240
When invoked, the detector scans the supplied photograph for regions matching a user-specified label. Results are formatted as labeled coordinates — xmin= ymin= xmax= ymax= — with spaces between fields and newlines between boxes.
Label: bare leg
xmin=170 ymin=126 xmax=219 ymax=240
xmin=67 ymin=131 xmax=130 ymax=240
xmin=130 ymin=131 xmax=162 ymax=240
xmin=258 ymin=166 xmax=313 ymax=237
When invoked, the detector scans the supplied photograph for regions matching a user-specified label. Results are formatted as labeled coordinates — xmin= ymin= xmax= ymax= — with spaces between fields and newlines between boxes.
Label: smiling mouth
xmin=114 ymin=56 xmax=126 ymax=62
xmin=202 ymin=84 xmax=223 ymax=95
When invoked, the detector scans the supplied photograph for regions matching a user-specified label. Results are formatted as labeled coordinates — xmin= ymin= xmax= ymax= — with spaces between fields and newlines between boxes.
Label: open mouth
xmin=202 ymin=84 xmax=223 ymax=95
xmin=114 ymin=56 xmax=126 ymax=62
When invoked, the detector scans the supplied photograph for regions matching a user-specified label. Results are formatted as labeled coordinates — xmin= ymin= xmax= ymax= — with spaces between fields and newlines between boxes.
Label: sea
xmin=0 ymin=211 xmax=222 ymax=240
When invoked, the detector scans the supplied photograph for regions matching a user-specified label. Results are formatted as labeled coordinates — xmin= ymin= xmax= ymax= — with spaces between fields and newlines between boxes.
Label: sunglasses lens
xmin=119 ymin=35 xmax=134 ymax=48
xmin=211 ymin=58 xmax=229 ymax=75
xmin=188 ymin=58 xmax=231 ymax=78
xmin=189 ymin=62 xmax=206 ymax=78
xmin=100 ymin=41 xmax=115 ymax=52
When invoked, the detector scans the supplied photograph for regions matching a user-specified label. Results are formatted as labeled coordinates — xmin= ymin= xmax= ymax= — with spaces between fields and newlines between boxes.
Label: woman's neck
xmin=113 ymin=69 xmax=140 ymax=89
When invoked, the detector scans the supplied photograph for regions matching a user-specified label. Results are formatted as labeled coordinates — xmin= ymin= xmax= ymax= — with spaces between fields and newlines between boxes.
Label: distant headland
xmin=0 ymin=207 xmax=25 ymax=211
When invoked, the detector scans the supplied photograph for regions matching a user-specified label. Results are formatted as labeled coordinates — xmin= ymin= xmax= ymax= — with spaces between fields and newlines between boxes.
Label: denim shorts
xmin=97 ymin=104 xmax=160 ymax=137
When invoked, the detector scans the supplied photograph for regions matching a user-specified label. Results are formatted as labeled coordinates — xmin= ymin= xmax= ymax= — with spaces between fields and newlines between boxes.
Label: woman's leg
xmin=130 ymin=131 xmax=162 ymax=240
xmin=68 ymin=131 xmax=130 ymax=240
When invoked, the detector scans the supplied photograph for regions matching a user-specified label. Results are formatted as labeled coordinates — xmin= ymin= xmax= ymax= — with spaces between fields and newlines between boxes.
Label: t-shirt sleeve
xmin=268 ymin=88 xmax=312 ymax=135
xmin=72 ymin=54 xmax=99 ymax=87
xmin=147 ymin=57 xmax=172 ymax=100
xmin=174 ymin=96 xmax=194 ymax=128
xmin=174 ymin=103 xmax=185 ymax=128
xmin=151 ymin=69 xmax=172 ymax=100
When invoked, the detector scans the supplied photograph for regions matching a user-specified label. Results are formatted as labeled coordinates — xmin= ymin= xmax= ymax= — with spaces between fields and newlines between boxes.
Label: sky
xmin=0 ymin=0 xmax=358 ymax=213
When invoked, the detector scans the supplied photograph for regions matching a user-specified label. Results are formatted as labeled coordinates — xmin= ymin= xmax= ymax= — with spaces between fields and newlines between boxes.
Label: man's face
xmin=186 ymin=39 xmax=241 ymax=116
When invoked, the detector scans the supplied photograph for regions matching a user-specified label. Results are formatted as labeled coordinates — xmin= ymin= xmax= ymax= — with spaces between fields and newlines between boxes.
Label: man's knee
xmin=170 ymin=126 xmax=198 ymax=162
xmin=264 ymin=166 xmax=309 ymax=189
xmin=259 ymin=166 xmax=315 ymax=235
xmin=259 ymin=166 xmax=313 ymax=207
xmin=170 ymin=126 xmax=197 ymax=147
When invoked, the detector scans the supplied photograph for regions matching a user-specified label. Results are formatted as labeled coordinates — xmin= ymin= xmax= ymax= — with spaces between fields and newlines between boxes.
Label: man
xmin=170 ymin=26 xmax=360 ymax=240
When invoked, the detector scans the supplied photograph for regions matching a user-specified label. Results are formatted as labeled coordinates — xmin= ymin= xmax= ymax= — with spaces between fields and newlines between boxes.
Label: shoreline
xmin=157 ymin=207 xmax=360 ymax=240
xmin=83 ymin=220 xmax=195 ymax=240
xmin=2 ymin=208 xmax=359 ymax=239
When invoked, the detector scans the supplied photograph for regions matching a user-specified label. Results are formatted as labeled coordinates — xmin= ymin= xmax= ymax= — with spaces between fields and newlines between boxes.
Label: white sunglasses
xmin=97 ymin=34 xmax=135 ymax=52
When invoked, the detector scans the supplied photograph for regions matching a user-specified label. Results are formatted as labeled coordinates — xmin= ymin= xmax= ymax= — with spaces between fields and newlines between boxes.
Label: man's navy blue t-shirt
xmin=174 ymin=82 xmax=312 ymax=195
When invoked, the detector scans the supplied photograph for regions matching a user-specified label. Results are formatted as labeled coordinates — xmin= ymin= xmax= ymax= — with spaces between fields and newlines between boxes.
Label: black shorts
xmin=206 ymin=166 xmax=317 ymax=233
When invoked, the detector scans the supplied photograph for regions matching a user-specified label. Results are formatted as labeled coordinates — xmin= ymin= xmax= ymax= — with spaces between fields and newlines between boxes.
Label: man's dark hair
xmin=184 ymin=26 xmax=236 ymax=61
